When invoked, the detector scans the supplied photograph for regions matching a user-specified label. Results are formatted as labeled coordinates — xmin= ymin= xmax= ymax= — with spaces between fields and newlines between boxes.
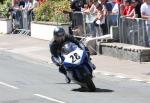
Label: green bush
xmin=0 ymin=0 xmax=12 ymax=18
xmin=34 ymin=0 xmax=71 ymax=23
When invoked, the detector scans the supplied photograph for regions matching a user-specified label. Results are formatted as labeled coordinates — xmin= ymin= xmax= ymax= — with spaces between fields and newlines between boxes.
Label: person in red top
xmin=39 ymin=0 xmax=46 ymax=5
xmin=123 ymin=0 xmax=134 ymax=15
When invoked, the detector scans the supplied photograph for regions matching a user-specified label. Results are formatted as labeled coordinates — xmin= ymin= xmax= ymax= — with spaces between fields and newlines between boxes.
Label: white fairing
xmin=63 ymin=48 xmax=83 ymax=65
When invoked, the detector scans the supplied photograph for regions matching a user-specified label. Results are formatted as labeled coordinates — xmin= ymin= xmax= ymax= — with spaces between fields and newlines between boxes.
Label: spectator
xmin=96 ymin=0 xmax=108 ymax=35
xmin=71 ymin=0 xmax=84 ymax=11
xmin=94 ymin=3 xmax=106 ymax=36
xmin=71 ymin=0 xmax=84 ymax=33
xmin=11 ymin=0 xmax=25 ymax=29
xmin=32 ymin=0 xmax=39 ymax=20
xmin=104 ymin=0 xmax=115 ymax=13
xmin=33 ymin=0 xmax=39 ymax=8
xmin=112 ymin=0 xmax=124 ymax=15
xmin=24 ymin=0 xmax=32 ymax=10
xmin=141 ymin=0 xmax=150 ymax=46
xmin=134 ymin=0 xmax=142 ymax=18
xmin=97 ymin=0 xmax=108 ymax=16
xmin=125 ymin=0 xmax=142 ymax=18
xmin=123 ymin=0 xmax=134 ymax=16
xmin=19 ymin=0 xmax=25 ymax=8
xmin=111 ymin=0 xmax=124 ymax=26
xmin=83 ymin=0 xmax=96 ymax=37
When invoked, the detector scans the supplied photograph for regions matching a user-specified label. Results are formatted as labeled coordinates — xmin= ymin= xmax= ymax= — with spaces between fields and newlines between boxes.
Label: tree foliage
xmin=34 ymin=0 xmax=71 ymax=23
xmin=0 ymin=0 xmax=11 ymax=18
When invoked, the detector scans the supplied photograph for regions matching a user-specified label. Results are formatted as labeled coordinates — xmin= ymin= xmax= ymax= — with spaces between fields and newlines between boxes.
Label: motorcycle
xmin=59 ymin=42 xmax=96 ymax=91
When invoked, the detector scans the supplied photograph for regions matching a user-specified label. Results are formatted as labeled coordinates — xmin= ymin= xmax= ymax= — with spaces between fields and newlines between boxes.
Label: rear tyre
xmin=77 ymin=67 xmax=96 ymax=91
xmin=85 ymin=75 xmax=96 ymax=92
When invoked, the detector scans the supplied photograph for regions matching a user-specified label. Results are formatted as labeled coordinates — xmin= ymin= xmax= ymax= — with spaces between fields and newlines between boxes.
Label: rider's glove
xmin=79 ymin=42 xmax=85 ymax=50
xmin=51 ymin=56 xmax=62 ymax=66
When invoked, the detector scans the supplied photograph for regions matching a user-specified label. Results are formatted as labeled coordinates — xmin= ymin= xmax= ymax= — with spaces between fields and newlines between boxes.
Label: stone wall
xmin=98 ymin=43 xmax=150 ymax=62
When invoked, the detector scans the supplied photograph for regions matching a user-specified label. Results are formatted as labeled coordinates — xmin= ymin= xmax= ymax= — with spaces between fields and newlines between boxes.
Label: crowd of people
xmin=8 ymin=0 xmax=40 ymax=29
xmin=71 ymin=0 xmax=150 ymax=45
xmin=7 ymin=0 xmax=150 ymax=46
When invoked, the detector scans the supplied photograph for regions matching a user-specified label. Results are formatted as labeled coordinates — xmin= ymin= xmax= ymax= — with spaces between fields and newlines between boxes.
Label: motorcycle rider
xmin=49 ymin=27 xmax=95 ymax=83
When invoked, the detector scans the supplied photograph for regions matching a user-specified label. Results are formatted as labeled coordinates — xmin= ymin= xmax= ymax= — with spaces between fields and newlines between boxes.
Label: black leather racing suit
xmin=49 ymin=35 xmax=85 ymax=75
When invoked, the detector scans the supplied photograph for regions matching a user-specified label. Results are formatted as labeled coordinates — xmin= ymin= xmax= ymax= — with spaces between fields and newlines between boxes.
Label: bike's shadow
xmin=72 ymin=87 xmax=114 ymax=93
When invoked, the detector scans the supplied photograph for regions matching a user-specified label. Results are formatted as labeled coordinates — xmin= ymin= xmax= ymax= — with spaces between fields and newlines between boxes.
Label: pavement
xmin=0 ymin=34 xmax=150 ymax=83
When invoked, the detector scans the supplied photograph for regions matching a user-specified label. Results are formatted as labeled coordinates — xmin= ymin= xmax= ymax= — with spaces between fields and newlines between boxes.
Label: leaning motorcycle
xmin=60 ymin=42 xmax=96 ymax=91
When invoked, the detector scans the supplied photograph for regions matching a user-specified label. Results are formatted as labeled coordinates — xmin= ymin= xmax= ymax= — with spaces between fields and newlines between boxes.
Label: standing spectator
xmin=71 ymin=0 xmax=84 ymax=11
xmin=123 ymin=0 xmax=134 ymax=16
xmin=104 ymin=0 xmax=114 ymax=13
xmin=24 ymin=0 xmax=32 ymax=10
xmin=19 ymin=0 xmax=25 ymax=8
xmin=141 ymin=0 xmax=150 ymax=46
xmin=96 ymin=0 xmax=108 ymax=35
xmin=71 ymin=0 xmax=84 ymax=34
xmin=125 ymin=0 xmax=142 ymax=18
xmin=13 ymin=0 xmax=25 ymax=29
xmin=83 ymin=0 xmax=96 ymax=37
xmin=112 ymin=0 xmax=124 ymax=15
xmin=32 ymin=0 xmax=39 ymax=20
xmin=94 ymin=3 xmax=106 ymax=36
xmin=33 ymin=0 xmax=39 ymax=8
xmin=111 ymin=0 xmax=124 ymax=26
xmin=134 ymin=0 xmax=142 ymax=18
xmin=97 ymin=0 xmax=108 ymax=16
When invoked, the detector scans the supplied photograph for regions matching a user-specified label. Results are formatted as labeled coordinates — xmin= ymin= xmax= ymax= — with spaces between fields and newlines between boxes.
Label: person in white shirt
xmin=32 ymin=0 xmax=39 ymax=8
xmin=112 ymin=0 xmax=124 ymax=15
xmin=141 ymin=0 xmax=150 ymax=46
xmin=94 ymin=3 xmax=106 ymax=36
xmin=83 ymin=0 xmax=96 ymax=37
xmin=24 ymin=0 xmax=32 ymax=10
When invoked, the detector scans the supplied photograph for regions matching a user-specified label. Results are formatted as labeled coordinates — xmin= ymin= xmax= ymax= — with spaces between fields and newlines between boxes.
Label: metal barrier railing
xmin=12 ymin=9 xmax=32 ymax=35
xmin=71 ymin=11 xmax=118 ymax=54
xmin=119 ymin=16 xmax=149 ymax=47
xmin=71 ymin=11 xmax=118 ymax=37
xmin=72 ymin=11 xmax=150 ymax=51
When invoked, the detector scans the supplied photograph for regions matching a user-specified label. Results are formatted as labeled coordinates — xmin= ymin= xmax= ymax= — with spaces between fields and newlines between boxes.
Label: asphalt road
xmin=0 ymin=51 xmax=150 ymax=103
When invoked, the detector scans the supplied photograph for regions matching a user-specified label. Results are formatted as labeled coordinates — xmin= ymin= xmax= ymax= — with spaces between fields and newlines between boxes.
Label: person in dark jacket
xmin=49 ymin=27 xmax=86 ymax=83
xmin=50 ymin=27 xmax=96 ymax=83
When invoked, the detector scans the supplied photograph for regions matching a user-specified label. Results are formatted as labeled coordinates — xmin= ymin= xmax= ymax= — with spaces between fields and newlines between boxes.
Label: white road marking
xmin=115 ymin=75 xmax=127 ymax=79
xmin=9 ymin=46 xmax=48 ymax=53
xmin=34 ymin=94 xmax=66 ymax=103
xmin=147 ymin=82 xmax=150 ymax=84
xmin=130 ymin=79 xmax=143 ymax=82
xmin=94 ymin=71 xmax=150 ymax=84
xmin=94 ymin=71 xmax=112 ymax=76
xmin=0 ymin=82 xmax=19 ymax=89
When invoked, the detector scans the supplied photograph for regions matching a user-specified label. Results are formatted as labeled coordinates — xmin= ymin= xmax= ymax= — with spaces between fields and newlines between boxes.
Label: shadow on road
xmin=55 ymin=83 xmax=76 ymax=84
xmin=72 ymin=87 xmax=114 ymax=93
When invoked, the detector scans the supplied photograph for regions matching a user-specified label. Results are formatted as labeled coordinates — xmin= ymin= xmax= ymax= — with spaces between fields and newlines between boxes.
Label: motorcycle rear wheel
xmin=78 ymin=68 xmax=96 ymax=92
xmin=85 ymin=75 xmax=96 ymax=92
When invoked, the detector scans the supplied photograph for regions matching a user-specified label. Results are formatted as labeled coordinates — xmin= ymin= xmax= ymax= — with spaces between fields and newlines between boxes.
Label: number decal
xmin=70 ymin=53 xmax=80 ymax=63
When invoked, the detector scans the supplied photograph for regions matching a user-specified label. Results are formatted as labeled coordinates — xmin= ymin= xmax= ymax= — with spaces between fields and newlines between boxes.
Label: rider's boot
xmin=65 ymin=75 xmax=71 ymax=83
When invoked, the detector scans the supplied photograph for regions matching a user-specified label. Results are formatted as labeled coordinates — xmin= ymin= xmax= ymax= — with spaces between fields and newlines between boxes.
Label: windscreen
xmin=61 ymin=42 xmax=78 ymax=55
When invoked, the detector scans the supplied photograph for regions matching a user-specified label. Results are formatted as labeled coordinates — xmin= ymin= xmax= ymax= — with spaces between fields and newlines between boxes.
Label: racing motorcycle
xmin=58 ymin=42 xmax=96 ymax=91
